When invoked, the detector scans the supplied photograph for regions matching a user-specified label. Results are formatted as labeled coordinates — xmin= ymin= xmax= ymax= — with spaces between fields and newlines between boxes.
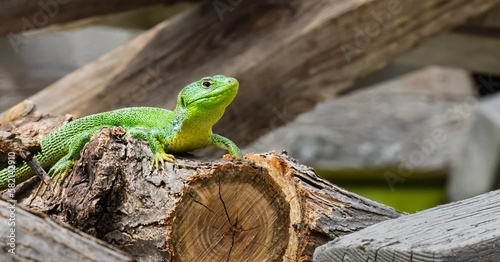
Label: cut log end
xmin=166 ymin=165 xmax=290 ymax=262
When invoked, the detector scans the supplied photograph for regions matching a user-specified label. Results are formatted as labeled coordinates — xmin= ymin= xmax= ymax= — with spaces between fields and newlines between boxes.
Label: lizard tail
xmin=0 ymin=162 xmax=33 ymax=191
xmin=0 ymin=152 xmax=56 ymax=191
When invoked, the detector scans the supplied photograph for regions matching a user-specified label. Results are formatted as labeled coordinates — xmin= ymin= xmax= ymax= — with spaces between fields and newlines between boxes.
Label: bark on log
xmin=1 ymin=120 xmax=402 ymax=261
xmin=0 ymin=101 xmax=71 ymax=171
xmin=0 ymin=0 xmax=183 ymax=36
xmin=21 ymin=0 xmax=500 ymax=152
xmin=0 ymin=198 xmax=133 ymax=262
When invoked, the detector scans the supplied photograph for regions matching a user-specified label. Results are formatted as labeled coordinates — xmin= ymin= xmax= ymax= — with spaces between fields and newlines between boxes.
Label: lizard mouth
xmin=188 ymin=93 xmax=224 ymax=106
xmin=188 ymin=81 xmax=238 ymax=107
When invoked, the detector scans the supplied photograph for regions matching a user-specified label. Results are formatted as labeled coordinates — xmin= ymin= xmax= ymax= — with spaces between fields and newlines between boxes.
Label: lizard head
xmin=177 ymin=75 xmax=239 ymax=111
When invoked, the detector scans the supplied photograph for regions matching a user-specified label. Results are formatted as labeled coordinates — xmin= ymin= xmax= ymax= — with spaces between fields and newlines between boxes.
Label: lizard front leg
xmin=37 ymin=127 xmax=101 ymax=197
xmin=127 ymin=127 xmax=174 ymax=168
xmin=210 ymin=134 xmax=243 ymax=158
xmin=48 ymin=128 xmax=100 ymax=183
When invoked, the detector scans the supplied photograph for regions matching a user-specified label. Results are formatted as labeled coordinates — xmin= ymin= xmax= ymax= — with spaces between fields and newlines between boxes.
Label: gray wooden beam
xmin=0 ymin=198 xmax=133 ymax=262
xmin=314 ymin=190 xmax=500 ymax=262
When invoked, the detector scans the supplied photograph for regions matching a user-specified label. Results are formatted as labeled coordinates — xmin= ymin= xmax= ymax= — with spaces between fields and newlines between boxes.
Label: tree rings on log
xmin=166 ymin=165 xmax=290 ymax=261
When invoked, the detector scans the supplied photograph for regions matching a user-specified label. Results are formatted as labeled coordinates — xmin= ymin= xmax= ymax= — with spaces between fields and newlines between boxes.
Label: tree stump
xmin=2 ymin=113 xmax=402 ymax=261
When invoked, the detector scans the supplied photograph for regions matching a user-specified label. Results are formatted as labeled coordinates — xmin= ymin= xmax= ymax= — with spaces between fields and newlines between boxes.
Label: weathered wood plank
xmin=0 ymin=0 xmax=181 ymax=36
xmin=314 ymin=190 xmax=500 ymax=262
xmin=20 ymin=0 xmax=500 ymax=151
xmin=0 ymin=198 xmax=133 ymax=261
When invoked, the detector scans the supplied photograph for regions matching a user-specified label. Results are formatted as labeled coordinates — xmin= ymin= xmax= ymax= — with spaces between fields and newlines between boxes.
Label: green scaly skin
xmin=0 ymin=75 xmax=242 ymax=190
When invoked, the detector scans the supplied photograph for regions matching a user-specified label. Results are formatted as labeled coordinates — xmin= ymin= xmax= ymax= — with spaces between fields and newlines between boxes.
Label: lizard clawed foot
xmin=152 ymin=152 xmax=175 ymax=169
xmin=32 ymin=180 xmax=48 ymax=201
xmin=37 ymin=167 xmax=71 ymax=196
xmin=32 ymin=159 xmax=73 ymax=199
xmin=49 ymin=168 xmax=70 ymax=187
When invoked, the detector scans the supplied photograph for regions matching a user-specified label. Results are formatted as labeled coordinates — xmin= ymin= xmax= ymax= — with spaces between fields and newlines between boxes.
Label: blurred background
xmin=1 ymin=1 xmax=500 ymax=213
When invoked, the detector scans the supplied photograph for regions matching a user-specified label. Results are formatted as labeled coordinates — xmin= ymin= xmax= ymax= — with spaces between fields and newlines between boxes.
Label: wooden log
xmin=0 ymin=198 xmax=133 ymax=261
xmin=0 ymin=0 xmax=181 ymax=36
xmin=395 ymin=4 xmax=500 ymax=75
xmin=395 ymin=32 xmax=500 ymax=75
xmin=313 ymin=190 xmax=500 ymax=262
xmin=20 ymin=0 xmax=500 ymax=152
xmin=391 ymin=0 xmax=500 ymax=75
xmin=463 ymin=3 xmax=500 ymax=28
xmin=2 ymin=122 xmax=401 ymax=261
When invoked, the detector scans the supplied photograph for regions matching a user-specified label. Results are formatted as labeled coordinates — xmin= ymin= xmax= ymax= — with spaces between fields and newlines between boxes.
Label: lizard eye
xmin=202 ymin=81 xmax=211 ymax=88
xmin=180 ymin=97 xmax=186 ymax=107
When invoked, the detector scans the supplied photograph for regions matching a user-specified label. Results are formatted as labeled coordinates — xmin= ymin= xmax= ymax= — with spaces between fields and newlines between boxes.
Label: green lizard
xmin=0 ymin=75 xmax=242 ymax=191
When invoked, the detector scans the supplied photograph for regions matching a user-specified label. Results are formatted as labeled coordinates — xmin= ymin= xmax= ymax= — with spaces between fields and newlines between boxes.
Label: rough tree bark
xmin=1 ymin=109 xmax=402 ymax=261
xmin=0 ymin=101 xmax=72 ymax=169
